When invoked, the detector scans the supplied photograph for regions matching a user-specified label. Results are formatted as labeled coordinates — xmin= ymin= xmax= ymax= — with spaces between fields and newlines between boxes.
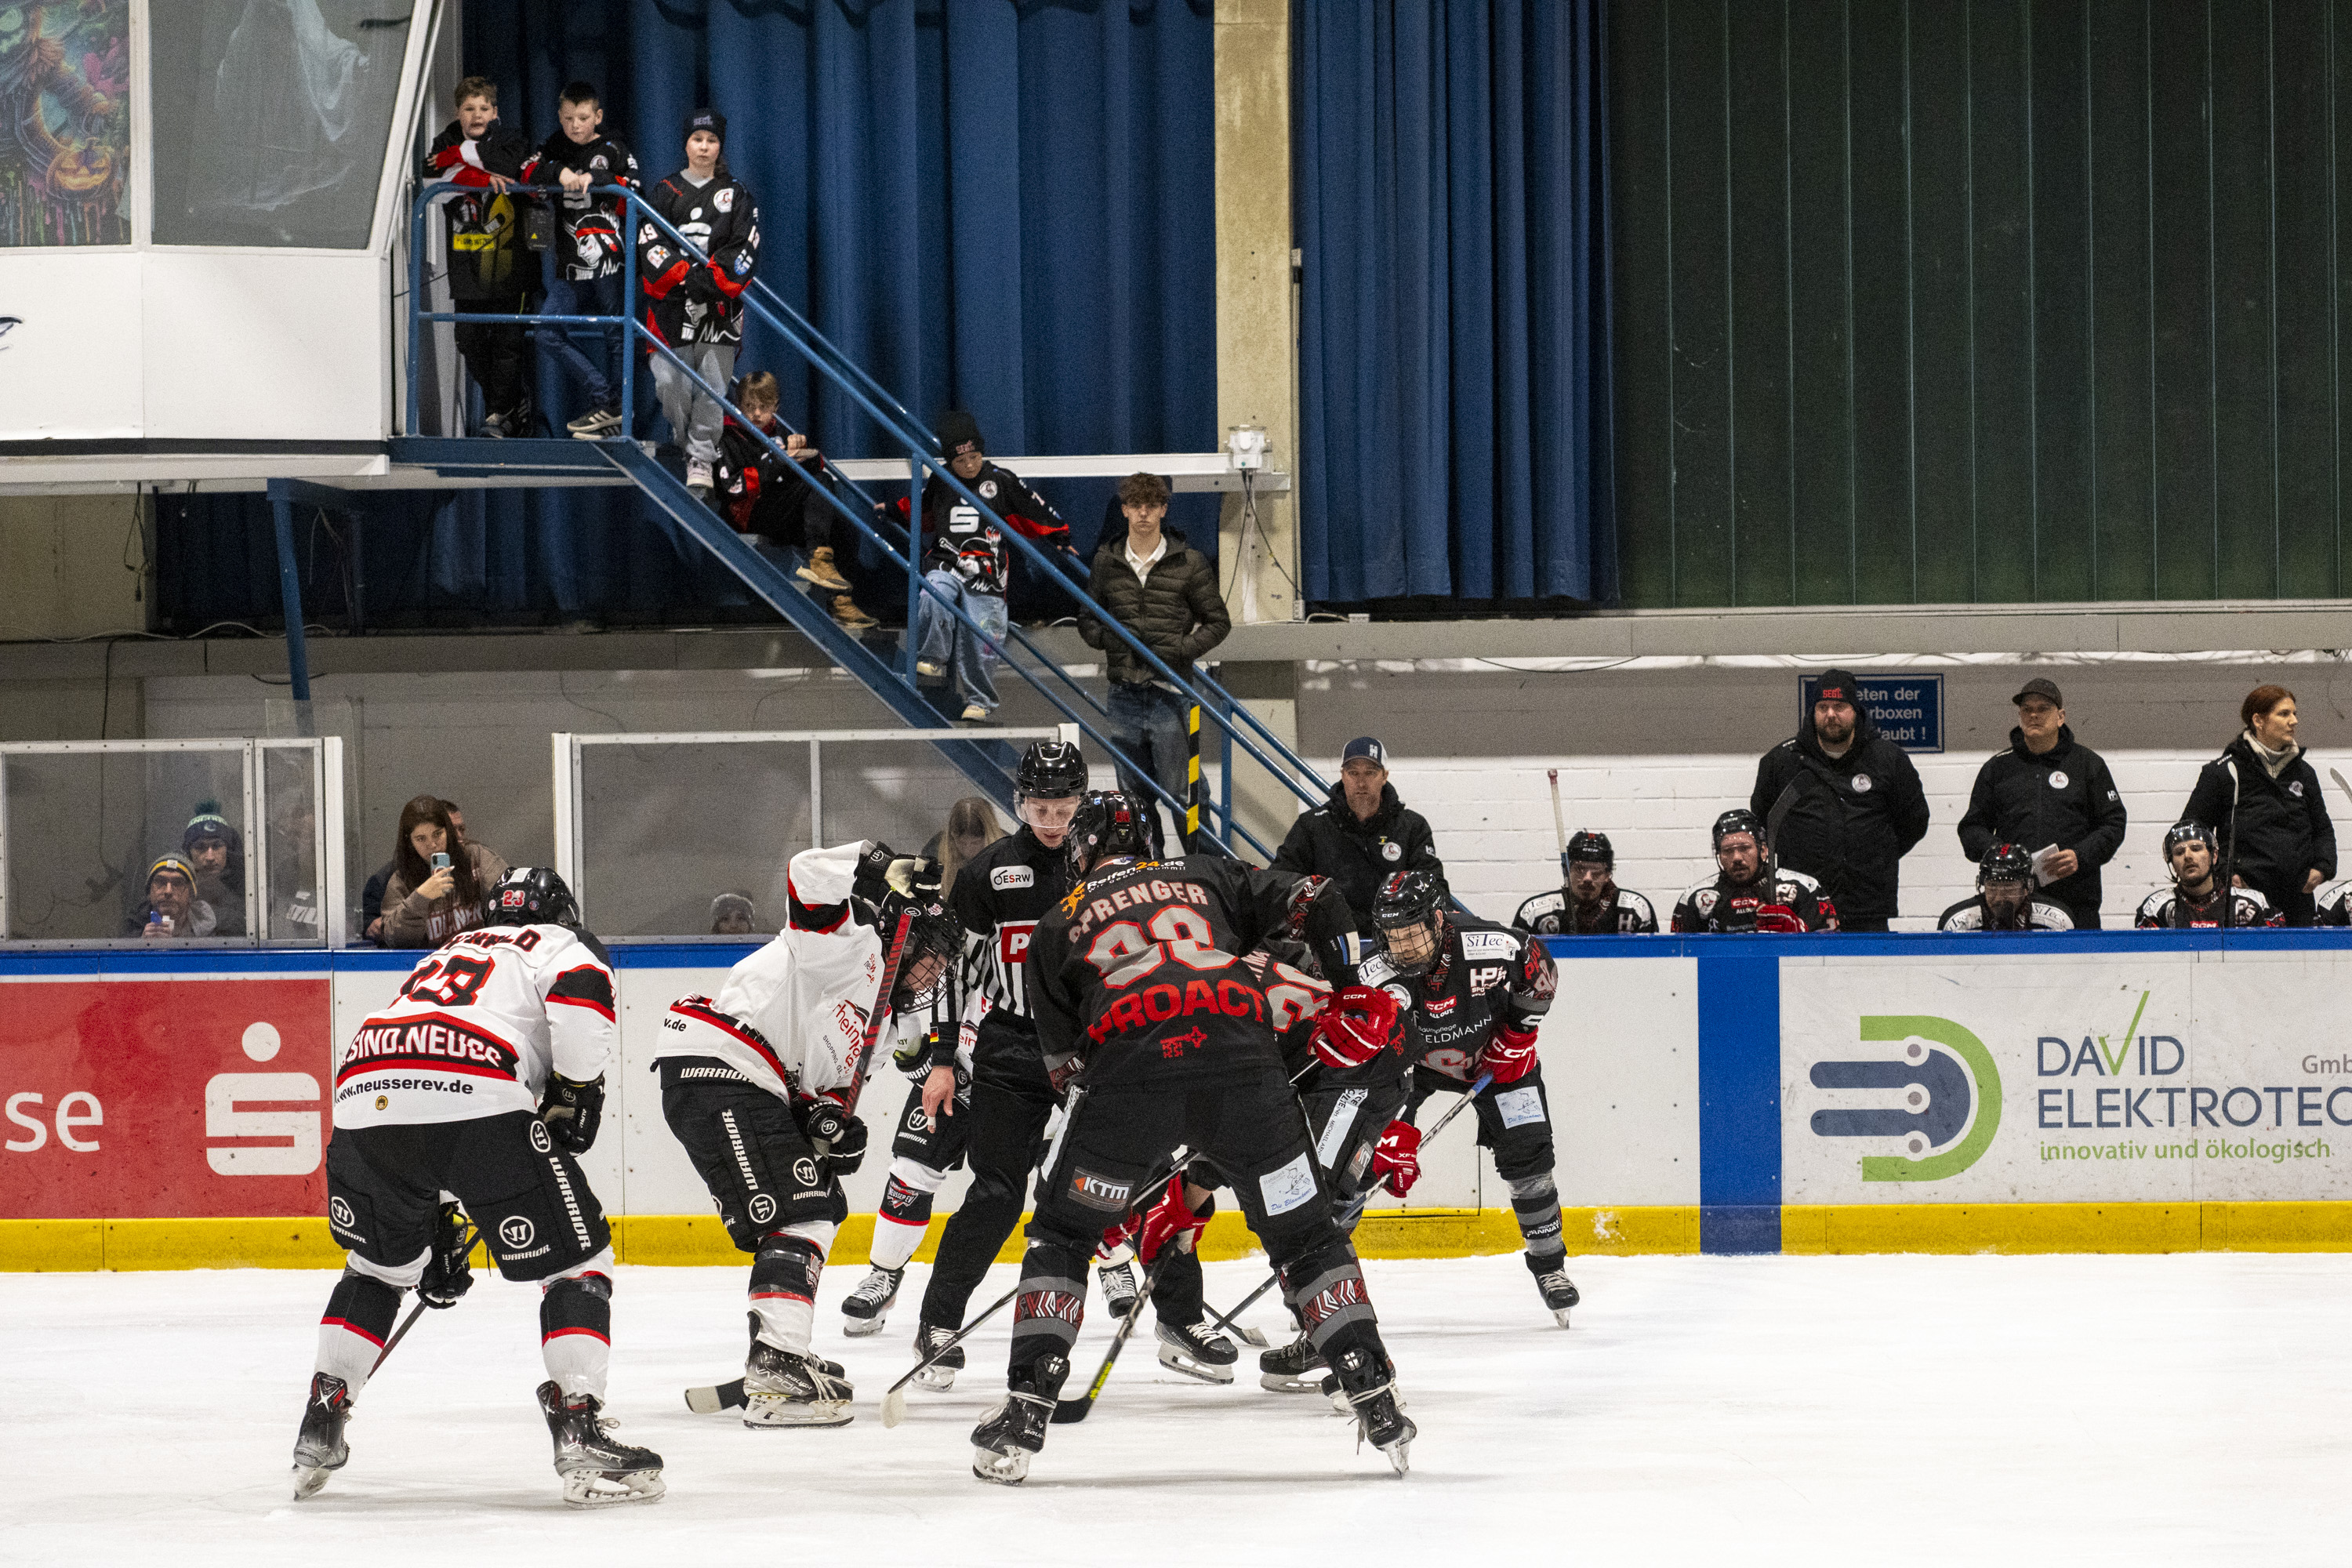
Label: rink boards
xmin=6 ymin=931 xmax=2352 ymax=1267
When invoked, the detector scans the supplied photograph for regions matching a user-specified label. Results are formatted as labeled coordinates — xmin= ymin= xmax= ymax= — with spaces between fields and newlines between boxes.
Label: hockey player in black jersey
xmin=292 ymin=868 xmax=663 ymax=1508
xmin=1513 ymin=830 xmax=1658 ymax=935
xmin=971 ymin=791 xmax=1412 ymax=1483
xmin=2136 ymin=822 xmax=2283 ymax=927
xmin=1671 ymin=810 xmax=1841 ymax=933
xmin=1936 ymin=843 xmax=2076 ymax=931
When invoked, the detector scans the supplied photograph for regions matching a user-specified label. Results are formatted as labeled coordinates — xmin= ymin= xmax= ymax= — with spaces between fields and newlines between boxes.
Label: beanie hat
xmin=684 ymin=107 xmax=727 ymax=146
xmin=183 ymin=800 xmax=240 ymax=853
xmin=936 ymin=409 xmax=984 ymax=459
xmin=1813 ymin=669 xmax=1863 ymax=705
xmin=147 ymin=852 xmax=198 ymax=886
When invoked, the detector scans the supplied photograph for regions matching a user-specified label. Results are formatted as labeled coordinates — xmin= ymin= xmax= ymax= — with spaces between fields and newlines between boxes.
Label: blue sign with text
xmin=1798 ymin=673 xmax=1944 ymax=753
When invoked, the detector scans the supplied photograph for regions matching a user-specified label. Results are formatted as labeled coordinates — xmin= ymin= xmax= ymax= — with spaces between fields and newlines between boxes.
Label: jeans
xmin=537 ymin=269 xmax=625 ymax=412
xmin=914 ymin=572 xmax=1004 ymax=712
xmin=1105 ymin=679 xmax=1196 ymax=854
xmin=651 ymin=339 xmax=737 ymax=466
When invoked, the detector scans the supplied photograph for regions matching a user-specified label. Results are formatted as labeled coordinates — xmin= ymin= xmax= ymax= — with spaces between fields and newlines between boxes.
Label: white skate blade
xmin=290 ymin=1465 xmax=335 ymax=1501
xmin=971 ymin=1446 xmax=1031 ymax=1486
xmin=1552 ymin=1306 xmax=1573 ymax=1329
xmin=912 ymin=1361 xmax=957 ymax=1392
xmin=1259 ymin=1371 xmax=1324 ymax=1395
xmin=561 ymin=1468 xmax=666 ymax=1508
xmin=742 ymin=1393 xmax=853 ymax=1428
xmin=1156 ymin=1340 xmax=1236 ymax=1385
xmin=840 ymin=1313 xmax=890 ymax=1338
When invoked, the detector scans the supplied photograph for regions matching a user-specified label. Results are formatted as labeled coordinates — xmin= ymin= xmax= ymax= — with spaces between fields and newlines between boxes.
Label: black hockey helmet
xmin=1563 ymin=829 xmax=1614 ymax=873
xmin=1711 ymin=809 xmax=1766 ymax=851
xmin=890 ymin=902 xmax=964 ymax=1009
xmin=1372 ymin=869 xmax=1447 ymax=974
xmin=1977 ymin=842 xmax=2035 ymax=889
xmin=1065 ymin=789 xmax=1151 ymax=877
xmin=1018 ymin=738 xmax=1087 ymax=800
xmin=485 ymin=866 xmax=579 ymax=928
xmin=2165 ymin=821 xmax=2218 ymax=880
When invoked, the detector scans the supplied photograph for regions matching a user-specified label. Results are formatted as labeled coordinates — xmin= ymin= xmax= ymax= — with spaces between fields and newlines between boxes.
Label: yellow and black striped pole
xmin=1185 ymin=702 xmax=1202 ymax=851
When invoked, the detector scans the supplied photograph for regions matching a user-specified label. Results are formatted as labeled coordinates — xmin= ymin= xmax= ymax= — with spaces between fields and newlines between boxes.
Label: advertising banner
xmin=1 ymin=977 xmax=332 ymax=1218
xmin=1782 ymin=953 xmax=2352 ymax=1203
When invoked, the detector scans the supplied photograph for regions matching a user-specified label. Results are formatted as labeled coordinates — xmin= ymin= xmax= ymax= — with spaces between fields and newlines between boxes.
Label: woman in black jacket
xmin=2180 ymin=684 xmax=2338 ymax=925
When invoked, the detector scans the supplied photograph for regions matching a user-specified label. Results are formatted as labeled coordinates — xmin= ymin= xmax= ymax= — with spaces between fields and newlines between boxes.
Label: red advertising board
xmin=1 ymin=978 xmax=332 ymax=1218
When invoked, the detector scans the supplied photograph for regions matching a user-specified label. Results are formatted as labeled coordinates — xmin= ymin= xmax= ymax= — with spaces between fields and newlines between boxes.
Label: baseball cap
xmin=1341 ymin=737 xmax=1386 ymax=768
xmin=2011 ymin=676 xmax=2064 ymax=707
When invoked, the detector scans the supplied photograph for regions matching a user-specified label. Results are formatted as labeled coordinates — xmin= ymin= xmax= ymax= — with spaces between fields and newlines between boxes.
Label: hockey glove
xmin=417 ymin=1200 xmax=475 ymax=1308
xmin=538 ymin=1073 xmax=604 ymax=1153
xmin=1134 ymin=1176 xmax=1214 ymax=1265
xmin=683 ymin=266 xmax=722 ymax=305
xmin=1308 ymin=984 xmax=1403 ymax=1070
xmin=894 ymin=1020 xmax=950 ymax=1076
xmin=1478 ymin=1022 xmax=1541 ymax=1086
xmin=1044 ymin=1049 xmax=1083 ymax=1098
xmin=804 ymin=1096 xmax=868 ymax=1175
xmin=1370 ymin=1120 xmax=1423 ymax=1199
xmin=1753 ymin=903 xmax=1803 ymax=934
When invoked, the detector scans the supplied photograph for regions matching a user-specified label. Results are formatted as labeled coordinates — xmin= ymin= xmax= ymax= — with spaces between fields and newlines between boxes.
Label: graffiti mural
xmin=0 ymin=1 xmax=129 ymax=247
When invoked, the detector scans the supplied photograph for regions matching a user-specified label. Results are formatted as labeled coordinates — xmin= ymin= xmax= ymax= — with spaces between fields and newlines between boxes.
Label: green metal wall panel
xmin=1610 ymin=0 xmax=2352 ymax=605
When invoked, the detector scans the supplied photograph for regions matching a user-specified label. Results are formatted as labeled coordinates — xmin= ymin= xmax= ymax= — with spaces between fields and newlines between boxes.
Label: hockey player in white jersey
xmin=654 ymin=839 xmax=960 ymax=1427
xmin=294 ymin=867 xmax=662 ymax=1509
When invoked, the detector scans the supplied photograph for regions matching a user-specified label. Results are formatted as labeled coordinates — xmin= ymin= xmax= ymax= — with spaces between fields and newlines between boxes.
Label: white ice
xmin=6 ymin=1251 xmax=2348 ymax=1566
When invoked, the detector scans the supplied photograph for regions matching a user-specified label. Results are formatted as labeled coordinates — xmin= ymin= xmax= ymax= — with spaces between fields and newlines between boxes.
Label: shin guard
xmin=540 ymin=1268 xmax=613 ymax=1402
xmin=316 ymin=1269 xmax=403 ymax=1393
xmin=749 ymin=1233 xmax=825 ymax=1356
xmin=1007 ymin=1243 xmax=1088 ymax=1381
xmin=1506 ymin=1171 xmax=1566 ymax=1261
xmin=872 ymin=1156 xmax=948 ymax=1272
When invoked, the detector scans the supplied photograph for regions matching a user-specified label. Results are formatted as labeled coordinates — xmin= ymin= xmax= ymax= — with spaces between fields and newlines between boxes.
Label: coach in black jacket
xmin=1750 ymin=669 xmax=1930 ymax=931
xmin=1273 ymin=736 xmax=1446 ymax=938
xmin=2180 ymin=684 xmax=2337 ymax=925
xmin=1955 ymin=677 xmax=2128 ymax=927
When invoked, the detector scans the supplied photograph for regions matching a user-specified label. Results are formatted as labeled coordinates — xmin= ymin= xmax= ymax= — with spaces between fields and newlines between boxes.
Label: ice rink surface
xmin=8 ymin=1250 xmax=2350 ymax=1566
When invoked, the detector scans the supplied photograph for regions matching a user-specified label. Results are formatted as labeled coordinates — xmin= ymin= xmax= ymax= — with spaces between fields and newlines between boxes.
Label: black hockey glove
xmin=418 ymin=1201 xmax=474 ymax=1309
xmin=538 ymin=1073 xmax=604 ymax=1154
xmin=804 ymin=1099 xmax=868 ymax=1175
xmin=683 ymin=266 xmax=722 ymax=306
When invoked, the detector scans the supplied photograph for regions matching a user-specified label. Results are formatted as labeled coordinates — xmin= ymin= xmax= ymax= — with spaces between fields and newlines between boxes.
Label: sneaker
xmin=912 ymin=1320 xmax=965 ymax=1392
xmin=840 ymin=1265 xmax=903 ymax=1338
xmin=537 ymin=1380 xmax=666 ymax=1506
xmin=915 ymin=659 xmax=948 ymax=678
xmin=831 ymin=595 xmax=879 ymax=630
xmin=568 ymin=404 xmax=622 ymax=438
xmin=1156 ymin=1318 xmax=1238 ymax=1384
xmin=685 ymin=459 xmax=713 ymax=495
xmin=477 ymin=408 xmax=512 ymax=440
xmin=1258 ymin=1333 xmax=1327 ymax=1394
xmin=969 ymin=1354 xmax=1069 ymax=1486
xmin=1099 ymin=1259 xmax=1140 ymax=1319
xmin=290 ymin=1372 xmax=353 ymax=1501
xmin=1528 ymin=1251 xmax=1579 ymax=1327
xmin=742 ymin=1341 xmax=854 ymax=1428
xmin=797 ymin=546 xmax=852 ymax=592
xmin=960 ymin=704 xmax=990 ymax=723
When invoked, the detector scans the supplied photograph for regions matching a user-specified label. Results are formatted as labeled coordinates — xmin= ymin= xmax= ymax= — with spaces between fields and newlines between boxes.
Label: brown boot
xmin=797 ymin=546 xmax=853 ymax=593
xmin=830 ymin=594 xmax=879 ymax=630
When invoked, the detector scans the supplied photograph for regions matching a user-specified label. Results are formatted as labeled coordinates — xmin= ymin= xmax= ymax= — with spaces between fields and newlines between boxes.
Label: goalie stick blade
xmin=683 ymin=1377 xmax=748 ymax=1415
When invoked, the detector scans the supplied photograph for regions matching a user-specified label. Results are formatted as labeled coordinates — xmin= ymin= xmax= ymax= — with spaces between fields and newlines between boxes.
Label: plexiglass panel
xmin=577 ymin=742 xmax=814 ymax=939
xmin=3 ymin=747 xmax=248 ymax=941
xmin=816 ymin=742 xmax=1014 ymax=868
xmin=260 ymin=742 xmax=324 ymax=943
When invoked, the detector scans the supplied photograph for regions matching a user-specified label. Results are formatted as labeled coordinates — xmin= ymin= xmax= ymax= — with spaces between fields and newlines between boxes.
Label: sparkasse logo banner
xmin=1781 ymin=954 xmax=2352 ymax=1203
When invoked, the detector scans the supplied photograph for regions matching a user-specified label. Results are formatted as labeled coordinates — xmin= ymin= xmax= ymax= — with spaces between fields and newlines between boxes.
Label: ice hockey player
xmin=1936 ymin=843 xmax=2076 ymax=931
xmin=1512 ymin=830 xmax=1657 ymax=935
xmin=855 ymin=741 xmax=1220 ymax=1386
xmin=1671 ymin=810 xmax=1840 ymax=933
xmin=2136 ymin=822 xmax=2282 ymax=927
xmin=653 ymin=840 xmax=962 ymax=1427
xmin=2314 ymin=877 xmax=2352 ymax=924
xmin=1350 ymin=869 xmax=1576 ymax=1334
xmin=971 ymin=790 xmax=1411 ymax=1483
xmin=295 ymin=867 xmax=663 ymax=1508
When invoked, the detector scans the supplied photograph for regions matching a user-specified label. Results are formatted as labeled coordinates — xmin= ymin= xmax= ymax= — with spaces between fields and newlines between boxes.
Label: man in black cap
xmin=1749 ymin=669 xmax=1929 ymax=932
xmin=638 ymin=109 xmax=759 ymax=498
xmin=1955 ymin=677 xmax=2127 ymax=928
xmin=1273 ymin=737 xmax=1446 ymax=938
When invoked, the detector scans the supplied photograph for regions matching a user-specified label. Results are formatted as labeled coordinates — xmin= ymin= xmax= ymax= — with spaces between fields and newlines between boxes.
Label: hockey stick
xmin=1204 ymin=1073 xmax=1495 ymax=1343
xmin=371 ymin=1215 xmax=477 ymax=1376
xmin=840 ymin=906 xmax=918 ymax=1120
xmin=1546 ymin=768 xmax=1568 ymax=857
xmin=1051 ymin=1247 xmax=1177 ymax=1425
xmin=2332 ymin=766 xmax=2352 ymax=815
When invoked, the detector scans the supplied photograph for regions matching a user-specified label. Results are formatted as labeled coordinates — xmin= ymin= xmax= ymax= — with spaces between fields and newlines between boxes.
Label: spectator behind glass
xmin=1079 ymin=471 xmax=1231 ymax=854
xmin=710 ymin=892 xmax=757 ymax=935
xmin=924 ymin=796 xmax=1005 ymax=902
xmin=129 ymin=854 xmax=216 ymax=938
xmin=379 ymin=794 xmax=510 ymax=947
xmin=270 ymin=794 xmax=322 ymax=943
xmin=2180 ymin=684 xmax=2338 ymax=926
xmin=361 ymin=798 xmax=466 ymax=946
xmin=181 ymin=800 xmax=247 ymax=937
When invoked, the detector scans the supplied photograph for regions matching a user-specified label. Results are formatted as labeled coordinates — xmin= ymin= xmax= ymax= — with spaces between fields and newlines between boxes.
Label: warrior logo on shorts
xmin=499 ymin=1215 xmax=536 ymax=1250
xmin=528 ymin=1120 xmax=554 ymax=1153
xmin=328 ymin=1196 xmax=356 ymax=1231
xmin=792 ymin=1156 xmax=821 ymax=1190
xmin=747 ymin=1193 xmax=777 ymax=1226
xmin=907 ymin=1110 xmax=932 ymax=1134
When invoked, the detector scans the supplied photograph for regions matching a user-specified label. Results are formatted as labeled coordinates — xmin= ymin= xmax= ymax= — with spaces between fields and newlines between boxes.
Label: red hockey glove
xmin=1754 ymin=903 xmax=1804 ymax=934
xmin=1308 ymin=984 xmax=1402 ymax=1069
xmin=1133 ymin=1176 xmax=1211 ymax=1265
xmin=1479 ymin=1022 xmax=1541 ymax=1085
xmin=1370 ymin=1120 xmax=1422 ymax=1198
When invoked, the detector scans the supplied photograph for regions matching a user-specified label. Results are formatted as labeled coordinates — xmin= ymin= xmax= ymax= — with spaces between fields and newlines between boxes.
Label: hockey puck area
xmin=5 ymin=1251 xmax=2350 ymax=1562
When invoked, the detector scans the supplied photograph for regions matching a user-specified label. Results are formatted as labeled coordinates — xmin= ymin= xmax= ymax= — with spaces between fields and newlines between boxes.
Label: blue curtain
xmin=162 ymin=0 xmax=1216 ymax=627
xmin=1295 ymin=0 xmax=1613 ymax=605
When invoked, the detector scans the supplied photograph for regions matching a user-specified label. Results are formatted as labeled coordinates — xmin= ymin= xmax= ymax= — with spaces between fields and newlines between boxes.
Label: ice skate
xmin=289 ymin=1372 xmax=352 ymax=1500
xmin=840 ymin=1264 xmax=903 ymax=1338
xmin=742 ymin=1341 xmax=854 ymax=1428
xmin=537 ymin=1381 xmax=666 ymax=1508
xmin=912 ymin=1320 xmax=965 ymax=1392
xmin=1529 ymin=1252 xmax=1579 ymax=1327
xmin=1258 ymin=1333 xmax=1327 ymax=1394
xmin=1098 ymin=1258 xmax=1139 ymax=1319
xmin=1156 ymin=1316 xmax=1238 ymax=1384
xmin=1329 ymin=1346 xmax=1414 ymax=1475
xmin=970 ymin=1355 xmax=1068 ymax=1486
